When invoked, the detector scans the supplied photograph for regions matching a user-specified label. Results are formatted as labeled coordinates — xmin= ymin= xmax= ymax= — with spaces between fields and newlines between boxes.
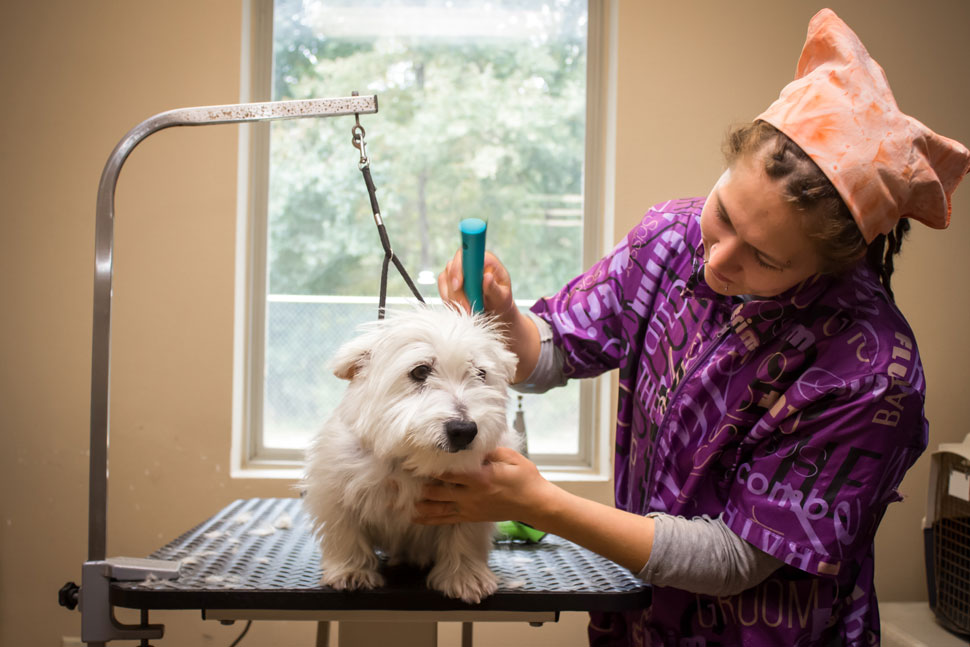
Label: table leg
xmin=338 ymin=621 xmax=437 ymax=646
xmin=315 ymin=621 xmax=330 ymax=647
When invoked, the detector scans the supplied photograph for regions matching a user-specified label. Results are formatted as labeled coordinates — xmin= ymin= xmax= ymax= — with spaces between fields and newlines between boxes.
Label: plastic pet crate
xmin=924 ymin=434 xmax=970 ymax=636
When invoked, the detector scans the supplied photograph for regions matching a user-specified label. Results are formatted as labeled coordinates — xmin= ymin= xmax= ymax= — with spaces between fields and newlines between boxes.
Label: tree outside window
xmin=259 ymin=0 xmax=589 ymax=459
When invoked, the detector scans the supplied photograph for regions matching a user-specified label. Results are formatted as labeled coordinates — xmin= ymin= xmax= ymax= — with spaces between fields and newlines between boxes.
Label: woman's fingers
xmin=413 ymin=496 xmax=464 ymax=525
xmin=412 ymin=447 xmax=538 ymax=527
xmin=416 ymin=479 xmax=464 ymax=524
xmin=414 ymin=498 xmax=457 ymax=515
xmin=438 ymin=249 xmax=470 ymax=312
xmin=447 ymin=249 xmax=463 ymax=291
xmin=481 ymin=252 xmax=517 ymax=320
xmin=487 ymin=446 xmax=522 ymax=463
xmin=438 ymin=249 xmax=517 ymax=317
xmin=422 ymin=481 xmax=462 ymax=500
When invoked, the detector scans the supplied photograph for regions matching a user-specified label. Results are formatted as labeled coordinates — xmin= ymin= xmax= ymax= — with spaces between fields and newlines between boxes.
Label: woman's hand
xmin=438 ymin=250 xmax=518 ymax=327
xmin=437 ymin=250 xmax=541 ymax=383
xmin=413 ymin=447 xmax=558 ymax=527
xmin=414 ymin=446 xmax=657 ymax=573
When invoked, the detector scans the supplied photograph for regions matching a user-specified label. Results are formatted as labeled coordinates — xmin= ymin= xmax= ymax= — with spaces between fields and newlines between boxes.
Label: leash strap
xmin=352 ymin=118 xmax=425 ymax=319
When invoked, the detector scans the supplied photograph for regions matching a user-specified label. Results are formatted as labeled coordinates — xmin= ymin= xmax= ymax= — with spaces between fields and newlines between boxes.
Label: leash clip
xmin=351 ymin=122 xmax=368 ymax=169
xmin=350 ymin=90 xmax=369 ymax=169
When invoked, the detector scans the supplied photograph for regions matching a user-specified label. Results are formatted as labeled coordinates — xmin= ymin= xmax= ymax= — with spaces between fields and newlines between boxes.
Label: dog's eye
xmin=409 ymin=364 xmax=432 ymax=382
xmin=476 ymin=368 xmax=487 ymax=381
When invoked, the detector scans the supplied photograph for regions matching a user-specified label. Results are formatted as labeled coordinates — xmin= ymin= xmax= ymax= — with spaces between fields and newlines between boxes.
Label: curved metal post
xmin=89 ymin=96 xmax=378 ymax=562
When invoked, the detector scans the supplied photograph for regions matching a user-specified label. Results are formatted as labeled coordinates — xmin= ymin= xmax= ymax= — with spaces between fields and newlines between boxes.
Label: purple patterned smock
xmin=531 ymin=199 xmax=927 ymax=647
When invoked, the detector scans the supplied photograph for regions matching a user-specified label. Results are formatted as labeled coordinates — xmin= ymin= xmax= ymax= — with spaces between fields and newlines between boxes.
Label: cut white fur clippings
xmin=273 ymin=513 xmax=293 ymax=529
xmin=303 ymin=306 xmax=520 ymax=604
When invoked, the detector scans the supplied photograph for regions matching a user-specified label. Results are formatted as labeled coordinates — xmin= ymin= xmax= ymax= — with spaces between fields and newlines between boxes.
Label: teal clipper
xmin=460 ymin=217 xmax=487 ymax=312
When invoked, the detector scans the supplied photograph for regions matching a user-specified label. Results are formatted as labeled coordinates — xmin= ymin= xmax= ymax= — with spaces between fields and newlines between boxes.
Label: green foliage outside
xmin=263 ymin=0 xmax=587 ymax=454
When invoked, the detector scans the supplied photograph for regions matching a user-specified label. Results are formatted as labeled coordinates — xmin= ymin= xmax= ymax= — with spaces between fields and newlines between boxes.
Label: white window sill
xmin=231 ymin=463 xmax=610 ymax=484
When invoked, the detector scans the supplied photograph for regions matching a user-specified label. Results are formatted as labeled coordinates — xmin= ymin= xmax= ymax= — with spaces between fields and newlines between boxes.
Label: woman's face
xmin=699 ymin=153 xmax=823 ymax=298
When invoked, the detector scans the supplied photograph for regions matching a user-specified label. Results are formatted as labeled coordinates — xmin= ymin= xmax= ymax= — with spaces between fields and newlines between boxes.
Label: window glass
xmin=263 ymin=0 xmax=588 ymax=455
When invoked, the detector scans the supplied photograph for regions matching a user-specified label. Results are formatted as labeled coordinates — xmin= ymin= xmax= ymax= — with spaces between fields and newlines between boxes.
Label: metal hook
xmin=351 ymin=90 xmax=369 ymax=169
xmin=351 ymin=123 xmax=368 ymax=169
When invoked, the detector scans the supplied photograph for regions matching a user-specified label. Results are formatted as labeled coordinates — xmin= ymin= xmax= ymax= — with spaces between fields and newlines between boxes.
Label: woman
xmin=415 ymin=9 xmax=969 ymax=646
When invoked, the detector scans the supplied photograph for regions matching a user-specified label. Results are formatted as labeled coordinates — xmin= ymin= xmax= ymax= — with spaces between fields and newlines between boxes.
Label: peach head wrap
xmin=757 ymin=8 xmax=970 ymax=243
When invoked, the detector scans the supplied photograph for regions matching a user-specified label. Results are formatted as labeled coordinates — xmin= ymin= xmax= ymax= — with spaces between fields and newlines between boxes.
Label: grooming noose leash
xmin=351 ymin=107 xmax=425 ymax=319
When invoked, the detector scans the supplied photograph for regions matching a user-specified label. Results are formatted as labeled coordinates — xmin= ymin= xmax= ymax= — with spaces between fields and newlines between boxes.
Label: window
xmin=236 ymin=0 xmax=612 ymax=476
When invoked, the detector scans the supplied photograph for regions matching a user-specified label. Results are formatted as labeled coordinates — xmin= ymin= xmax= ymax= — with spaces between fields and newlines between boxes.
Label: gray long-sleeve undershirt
xmin=642 ymin=513 xmax=783 ymax=596
xmin=511 ymin=314 xmax=783 ymax=597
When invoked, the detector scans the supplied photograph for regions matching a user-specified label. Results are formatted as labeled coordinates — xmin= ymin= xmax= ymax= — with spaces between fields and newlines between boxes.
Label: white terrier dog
xmin=303 ymin=306 xmax=519 ymax=603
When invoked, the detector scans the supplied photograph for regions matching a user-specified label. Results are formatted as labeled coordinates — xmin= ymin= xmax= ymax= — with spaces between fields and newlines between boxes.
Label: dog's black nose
xmin=445 ymin=419 xmax=478 ymax=452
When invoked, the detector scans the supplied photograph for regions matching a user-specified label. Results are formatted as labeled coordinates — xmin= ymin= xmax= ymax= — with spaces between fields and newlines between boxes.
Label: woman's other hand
xmin=413 ymin=447 xmax=556 ymax=527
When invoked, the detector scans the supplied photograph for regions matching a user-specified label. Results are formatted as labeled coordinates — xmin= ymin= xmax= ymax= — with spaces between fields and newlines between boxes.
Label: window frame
xmin=232 ymin=0 xmax=617 ymax=481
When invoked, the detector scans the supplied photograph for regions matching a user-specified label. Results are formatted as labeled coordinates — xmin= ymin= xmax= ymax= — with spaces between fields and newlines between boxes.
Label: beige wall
xmin=1 ymin=2 xmax=967 ymax=646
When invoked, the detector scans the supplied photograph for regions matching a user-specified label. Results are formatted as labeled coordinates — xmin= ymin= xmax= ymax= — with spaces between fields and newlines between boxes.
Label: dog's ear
xmin=493 ymin=344 xmax=519 ymax=384
xmin=330 ymin=336 xmax=372 ymax=381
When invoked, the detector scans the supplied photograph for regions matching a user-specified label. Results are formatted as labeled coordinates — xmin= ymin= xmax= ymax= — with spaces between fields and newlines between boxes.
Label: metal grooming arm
xmin=75 ymin=95 xmax=378 ymax=645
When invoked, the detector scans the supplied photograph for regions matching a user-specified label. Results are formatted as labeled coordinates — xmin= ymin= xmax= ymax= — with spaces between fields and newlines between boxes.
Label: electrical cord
xmin=228 ymin=620 xmax=252 ymax=647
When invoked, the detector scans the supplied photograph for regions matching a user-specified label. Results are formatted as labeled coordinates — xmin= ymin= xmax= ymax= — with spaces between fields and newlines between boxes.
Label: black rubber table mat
xmin=112 ymin=498 xmax=651 ymax=612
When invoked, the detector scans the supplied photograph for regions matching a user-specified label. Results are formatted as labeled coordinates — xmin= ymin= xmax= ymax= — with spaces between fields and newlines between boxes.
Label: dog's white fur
xmin=303 ymin=306 xmax=519 ymax=603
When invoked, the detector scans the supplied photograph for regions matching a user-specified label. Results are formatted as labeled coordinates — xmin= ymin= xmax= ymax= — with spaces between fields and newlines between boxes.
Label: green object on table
xmin=495 ymin=520 xmax=547 ymax=543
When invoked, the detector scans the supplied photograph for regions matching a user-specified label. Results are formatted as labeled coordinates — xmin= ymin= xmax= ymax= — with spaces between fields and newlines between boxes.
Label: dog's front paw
xmin=427 ymin=561 xmax=498 ymax=604
xmin=321 ymin=567 xmax=385 ymax=591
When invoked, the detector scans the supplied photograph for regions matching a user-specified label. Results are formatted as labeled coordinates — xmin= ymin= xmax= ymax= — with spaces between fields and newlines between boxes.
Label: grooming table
xmin=112 ymin=497 xmax=650 ymax=646
xmin=63 ymin=97 xmax=650 ymax=645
